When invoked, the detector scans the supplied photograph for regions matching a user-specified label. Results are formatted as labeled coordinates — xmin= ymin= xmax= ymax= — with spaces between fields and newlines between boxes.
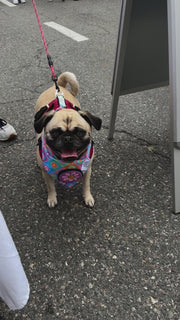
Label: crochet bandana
xmin=41 ymin=136 xmax=93 ymax=188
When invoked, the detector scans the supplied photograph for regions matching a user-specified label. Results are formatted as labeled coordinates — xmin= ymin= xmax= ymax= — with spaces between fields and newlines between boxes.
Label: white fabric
xmin=0 ymin=211 xmax=29 ymax=310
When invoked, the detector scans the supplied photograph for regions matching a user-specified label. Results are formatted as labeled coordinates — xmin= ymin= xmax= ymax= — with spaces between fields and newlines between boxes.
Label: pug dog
xmin=34 ymin=72 xmax=102 ymax=208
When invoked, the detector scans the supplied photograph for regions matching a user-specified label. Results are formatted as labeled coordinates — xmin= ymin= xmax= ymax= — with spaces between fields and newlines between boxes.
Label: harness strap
xmin=43 ymin=97 xmax=80 ymax=116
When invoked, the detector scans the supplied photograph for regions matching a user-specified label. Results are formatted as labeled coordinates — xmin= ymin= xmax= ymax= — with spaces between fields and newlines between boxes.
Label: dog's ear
xmin=79 ymin=111 xmax=102 ymax=130
xmin=34 ymin=106 xmax=54 ymax=134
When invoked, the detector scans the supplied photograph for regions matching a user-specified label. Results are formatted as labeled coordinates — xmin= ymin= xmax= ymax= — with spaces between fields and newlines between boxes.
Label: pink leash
xmin=32 ymin=0 xmax=60 ymax=92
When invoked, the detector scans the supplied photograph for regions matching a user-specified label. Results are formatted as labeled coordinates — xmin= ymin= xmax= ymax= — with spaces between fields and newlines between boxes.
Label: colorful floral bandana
xmin=41 ymin=135 xmax=93 ymax=188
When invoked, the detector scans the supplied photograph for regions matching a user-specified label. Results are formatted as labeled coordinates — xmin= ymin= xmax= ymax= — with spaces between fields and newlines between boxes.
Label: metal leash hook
xmin=55 ymin=89 xmax=64 ymax=98
xmin=47 ymin=54 xmax=60 ymax=93
xmin=32 ymin=0 xmax=60 ymax=92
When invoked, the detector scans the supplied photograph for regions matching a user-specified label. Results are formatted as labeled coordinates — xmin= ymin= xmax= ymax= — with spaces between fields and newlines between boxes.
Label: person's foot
xmin=0 ymin=119 xmax=17 ymax=141
xmin=12 ymin=0 xmax=19 ymax=4
xmin=20 ymin=0 xmax=26 ymax=3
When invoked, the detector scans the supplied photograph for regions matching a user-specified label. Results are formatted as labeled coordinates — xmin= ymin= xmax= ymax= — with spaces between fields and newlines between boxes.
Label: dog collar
xmin=40 ymin=135 xmax=93 ymax=188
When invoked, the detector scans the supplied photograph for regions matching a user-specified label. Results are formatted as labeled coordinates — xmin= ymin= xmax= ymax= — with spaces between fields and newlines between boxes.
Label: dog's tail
xmin=57 ymin=72 xmax=79 ymax=97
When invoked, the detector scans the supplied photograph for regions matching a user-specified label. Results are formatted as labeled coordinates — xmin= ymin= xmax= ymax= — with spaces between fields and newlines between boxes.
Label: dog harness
xmin=39 ymin=94 xmax=93 ymax=188
xmin=42 ymin=94 xmax=80 ymax=114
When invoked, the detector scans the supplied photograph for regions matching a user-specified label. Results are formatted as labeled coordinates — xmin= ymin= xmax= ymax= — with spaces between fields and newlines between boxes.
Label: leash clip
xmin=55 ymin=89 xmax=64 ymax=98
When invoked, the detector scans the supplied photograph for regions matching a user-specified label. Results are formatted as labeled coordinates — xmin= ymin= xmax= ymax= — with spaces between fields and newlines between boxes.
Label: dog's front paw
xmin=47 ymin=193 xmax=57 ymax=208
xmin=84 ymin=193 xmax=95 ymax=208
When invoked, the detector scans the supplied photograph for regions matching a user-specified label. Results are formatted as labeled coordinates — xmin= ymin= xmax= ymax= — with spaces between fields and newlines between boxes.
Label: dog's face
xmin=34 ymin=108 xmax=102 ymax=161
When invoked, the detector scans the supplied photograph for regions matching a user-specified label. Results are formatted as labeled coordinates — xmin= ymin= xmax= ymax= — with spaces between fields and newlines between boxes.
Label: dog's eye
xmin=50 ymin=128 xmax=63 ymax=139
xmin=75 ymin=128 xmax=86 ymax=138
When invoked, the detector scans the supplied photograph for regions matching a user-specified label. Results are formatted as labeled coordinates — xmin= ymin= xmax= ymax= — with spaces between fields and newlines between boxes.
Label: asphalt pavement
xmin=0 ymin=0 xmax=179 ymax=319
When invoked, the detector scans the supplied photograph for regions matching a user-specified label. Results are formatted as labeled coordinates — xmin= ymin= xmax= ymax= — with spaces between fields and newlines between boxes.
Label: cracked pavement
xmin=0 ymin=0 xmax=179 ymax=319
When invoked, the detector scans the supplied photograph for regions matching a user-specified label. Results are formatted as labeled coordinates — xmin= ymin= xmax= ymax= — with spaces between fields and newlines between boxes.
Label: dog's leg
xmin=82 ymin=163 xmax=94 ymax=207
xmin=42 ymin=170 xmax=57 ymax=208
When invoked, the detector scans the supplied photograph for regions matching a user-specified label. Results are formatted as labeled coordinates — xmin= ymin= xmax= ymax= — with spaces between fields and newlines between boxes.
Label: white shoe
xmin=20 ymin=0 xmax=26 ymax=3
xmin=0 ymin=119 xmax=17 ymax=141
xmin=13 ymin=0 xmax=19 ymax=4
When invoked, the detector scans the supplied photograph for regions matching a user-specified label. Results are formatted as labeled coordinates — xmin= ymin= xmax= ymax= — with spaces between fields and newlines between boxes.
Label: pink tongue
xmin=61 ymin=150 xmax=78 ymax=159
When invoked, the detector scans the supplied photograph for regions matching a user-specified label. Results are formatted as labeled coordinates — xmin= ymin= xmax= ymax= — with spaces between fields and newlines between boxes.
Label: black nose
xmin=64 ymin=135 xmax=72 ymax=144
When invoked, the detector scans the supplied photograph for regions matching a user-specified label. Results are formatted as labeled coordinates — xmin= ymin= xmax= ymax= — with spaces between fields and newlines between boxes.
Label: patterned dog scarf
xmin=41 ymin=135 xmax=93 ymax=188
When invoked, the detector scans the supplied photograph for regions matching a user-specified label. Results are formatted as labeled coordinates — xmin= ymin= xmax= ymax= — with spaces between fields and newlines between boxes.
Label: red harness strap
xmin=44 ymin=97 xmax=80 ymax=115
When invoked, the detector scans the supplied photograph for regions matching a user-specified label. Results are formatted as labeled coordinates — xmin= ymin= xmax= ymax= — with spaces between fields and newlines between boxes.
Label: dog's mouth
xmin=46 ymin=135 xmax=90 ymax=162
xmin=56 ymin=145 xmax=89 ymax=162
xmin=60 ymin=149 xmax=78 ymax=161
